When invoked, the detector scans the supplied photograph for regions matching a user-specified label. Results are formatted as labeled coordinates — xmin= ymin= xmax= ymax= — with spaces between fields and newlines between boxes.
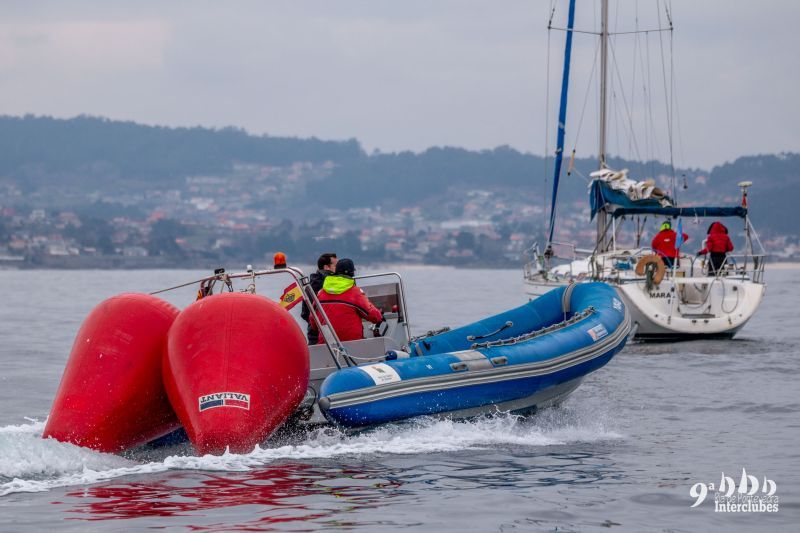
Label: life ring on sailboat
xmin=635 ymin=254 xmax=666 ymax=285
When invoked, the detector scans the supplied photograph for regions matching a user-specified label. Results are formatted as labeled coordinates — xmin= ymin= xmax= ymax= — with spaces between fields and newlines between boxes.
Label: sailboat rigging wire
xmin=548 ymin=27 xmax=600 ymax=35
xmin=656 ymin=0 xmax=676 ymax=200
xmin=644 ymin=31 xmax=659 ymax=180
xmin=667 ymin=5 xmax=686 ymax=177
xmin=631 ymin=1 xmax=647 ymax=180
xmin=665 ymin=0 xmax=674 ymax=29
xmin=608 ymin=39 xmax=645 ymax=163
xmin=571 ymin=39 xmax=601 ymax=157
xmin=570 ymin=167 xmax=591 ymax=183
xmin=611 ymin=0 xmax=621 ymax=162
xmin=608 ymin=28 xmax=672 ymax=35
xmin=547 ymin=21 xmax=671 ymax=34
xmin=611 ymin=62 xmax=622 ymax=162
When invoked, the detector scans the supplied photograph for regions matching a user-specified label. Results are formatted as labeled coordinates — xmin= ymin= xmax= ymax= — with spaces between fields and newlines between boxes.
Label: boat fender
xmin=164 ymin=292 xmax=309 ymax=455
xmin=635 ymin=254 xmax=666 ymax=285
xmin=43 ymin=293 xmax=181 ymax=452
xmin=385 ymin=350 xmax=411 ymax=360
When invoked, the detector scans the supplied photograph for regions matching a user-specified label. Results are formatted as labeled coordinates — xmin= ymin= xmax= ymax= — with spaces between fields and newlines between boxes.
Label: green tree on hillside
xmin=148 ymin=219 xmax=188 ymax=257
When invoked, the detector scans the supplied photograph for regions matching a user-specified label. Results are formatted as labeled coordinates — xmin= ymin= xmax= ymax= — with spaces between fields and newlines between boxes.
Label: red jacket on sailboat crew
xmin=651 ymin=225 xmax=689 ymax=259
xmin=698 ymin=222 xmax=734 ymax=255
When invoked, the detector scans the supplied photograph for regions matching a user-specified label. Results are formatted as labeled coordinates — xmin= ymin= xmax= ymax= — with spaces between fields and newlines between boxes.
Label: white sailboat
xmin=523 ymin=0 xmax=766 ymax=340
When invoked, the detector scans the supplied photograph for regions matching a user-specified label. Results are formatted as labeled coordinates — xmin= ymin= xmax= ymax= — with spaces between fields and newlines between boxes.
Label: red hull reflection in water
xmin=58 ymin=463 xmax=402 ymax=529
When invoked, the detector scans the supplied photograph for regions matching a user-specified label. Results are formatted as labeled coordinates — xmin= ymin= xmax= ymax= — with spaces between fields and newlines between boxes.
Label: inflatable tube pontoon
xmin=319 ymin=282 xmax=630 ymax=428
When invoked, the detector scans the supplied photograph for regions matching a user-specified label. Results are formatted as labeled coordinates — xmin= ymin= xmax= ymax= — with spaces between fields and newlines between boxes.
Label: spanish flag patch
xmin=279 ymin=282 xmax=303 ymax=310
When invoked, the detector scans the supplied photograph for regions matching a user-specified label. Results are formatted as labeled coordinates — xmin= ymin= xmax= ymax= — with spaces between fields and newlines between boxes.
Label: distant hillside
xmin=706 ymin=153 xmax=800 ymax=234
xmin=0 ymin=115 xmax=696 ymax=198
xmin=319 ymin=147 xmax=699 ymax=209
xmin=0 ymin=115 xmax=796 ymax=236
xmin=0 ymin=115 xmax=364 ymax=185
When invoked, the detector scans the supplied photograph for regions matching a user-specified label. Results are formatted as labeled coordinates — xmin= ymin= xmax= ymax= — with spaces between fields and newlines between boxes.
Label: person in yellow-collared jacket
xmin=310 ymin=258 xmax=383 ymax=343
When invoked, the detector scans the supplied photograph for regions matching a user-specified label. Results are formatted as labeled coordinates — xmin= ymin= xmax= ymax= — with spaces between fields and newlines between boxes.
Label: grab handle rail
xmin=353 ymin=271 xmax=413 ymax=345
xmin=150 ymin=266 xmax=355 ymax=369
xmin=467 ymin=321 xmax=513 ymax=341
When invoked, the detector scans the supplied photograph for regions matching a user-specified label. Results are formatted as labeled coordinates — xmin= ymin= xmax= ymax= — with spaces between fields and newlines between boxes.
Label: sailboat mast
xmin=599 ymin=0 xmax=609 ymax=168
xmin=545 ymin=0 xmax=576 ymax=247
xmin=596 ymin=0 xmax=610 ymax=253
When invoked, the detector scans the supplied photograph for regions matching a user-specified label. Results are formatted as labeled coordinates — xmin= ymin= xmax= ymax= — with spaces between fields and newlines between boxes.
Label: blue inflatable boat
xmin=318 ymin=282 xmax=631 ymax=428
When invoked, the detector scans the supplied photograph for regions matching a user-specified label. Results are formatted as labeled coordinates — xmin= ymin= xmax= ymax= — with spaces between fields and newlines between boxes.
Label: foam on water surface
xmin=0 ymin=408 xmax=621 ymax=497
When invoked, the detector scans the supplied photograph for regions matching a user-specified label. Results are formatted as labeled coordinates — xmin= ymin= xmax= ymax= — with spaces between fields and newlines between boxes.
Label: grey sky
xmin=0 ymin=1 xmax=797 ymax=169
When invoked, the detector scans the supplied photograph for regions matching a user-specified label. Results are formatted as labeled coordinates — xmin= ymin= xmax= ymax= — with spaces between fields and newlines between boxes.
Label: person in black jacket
xmin=301 ymin=253 xmax=337 ymax=344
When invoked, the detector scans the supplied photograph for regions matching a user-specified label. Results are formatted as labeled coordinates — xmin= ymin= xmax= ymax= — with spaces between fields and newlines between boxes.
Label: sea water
xmin=0 ymin=267 xmax=797 ymax=531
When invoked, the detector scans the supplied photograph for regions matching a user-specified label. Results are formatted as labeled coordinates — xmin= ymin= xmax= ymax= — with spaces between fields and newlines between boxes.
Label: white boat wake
xmin=0 ymin=407 xmax=622 ymax=497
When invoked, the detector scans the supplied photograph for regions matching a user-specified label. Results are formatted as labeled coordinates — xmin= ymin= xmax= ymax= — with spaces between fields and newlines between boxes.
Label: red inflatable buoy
xmin=164 ymin=293 xmax=309 ymax=455
xmin=43 ymin=294 xmax=181 ymax=452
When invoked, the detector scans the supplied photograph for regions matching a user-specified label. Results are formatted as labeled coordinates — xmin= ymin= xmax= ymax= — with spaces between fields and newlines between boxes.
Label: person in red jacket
xmin=312 ymin=258 xmax=383 ymax=344
xmin=651 ymin=220 xmax=689 ymax=268
xmin=697 ymin=221 xmax=734 ymax=276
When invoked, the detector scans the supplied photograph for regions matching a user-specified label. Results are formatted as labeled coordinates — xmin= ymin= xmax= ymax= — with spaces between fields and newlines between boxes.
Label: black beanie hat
xmin=335 ymin=258 xmax=356 ymax=277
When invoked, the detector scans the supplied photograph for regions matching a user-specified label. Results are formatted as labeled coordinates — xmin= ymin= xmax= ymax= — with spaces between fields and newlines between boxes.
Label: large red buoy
xmin=43 ymin=293 xmax=181 ymax=452
xmin=164 ymin=293 xmax=309 ymax=455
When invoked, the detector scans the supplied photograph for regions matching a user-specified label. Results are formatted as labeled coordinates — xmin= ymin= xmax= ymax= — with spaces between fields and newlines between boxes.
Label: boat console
xmin=303 ymin=274 xmax=412 ymax=422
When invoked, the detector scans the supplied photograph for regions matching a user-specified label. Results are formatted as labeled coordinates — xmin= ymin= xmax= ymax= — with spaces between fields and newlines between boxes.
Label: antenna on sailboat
xmin=738 ymin=181 xmax=752 ymax=208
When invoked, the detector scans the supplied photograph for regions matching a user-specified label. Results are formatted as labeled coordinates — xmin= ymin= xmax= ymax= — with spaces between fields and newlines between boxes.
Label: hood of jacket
xmin=708 ymin=222 xmax=728 ymax=235
xmin=322 ymin=275 xmax=355 ymax=295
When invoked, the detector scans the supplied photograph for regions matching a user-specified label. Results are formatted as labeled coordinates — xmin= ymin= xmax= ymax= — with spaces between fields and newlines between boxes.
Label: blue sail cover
xmin=590 ymin=179 xmax=667 ymax=219
xmin=590 ymin=180 xmax=747 ymax=219
xmin=611 ymin=205 xmax=748 ymax=218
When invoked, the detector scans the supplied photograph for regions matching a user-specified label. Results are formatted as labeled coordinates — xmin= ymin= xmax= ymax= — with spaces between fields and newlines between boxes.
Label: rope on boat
xmin=471 ymin=307 xmax=596 ymax=350
xmin=409 ymin=326 xmax=451 ymax=343
xmin=720 ymin=279 xmax=740 ymax=315
xmin=150 ymin=276 xmax=214 ymax=295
